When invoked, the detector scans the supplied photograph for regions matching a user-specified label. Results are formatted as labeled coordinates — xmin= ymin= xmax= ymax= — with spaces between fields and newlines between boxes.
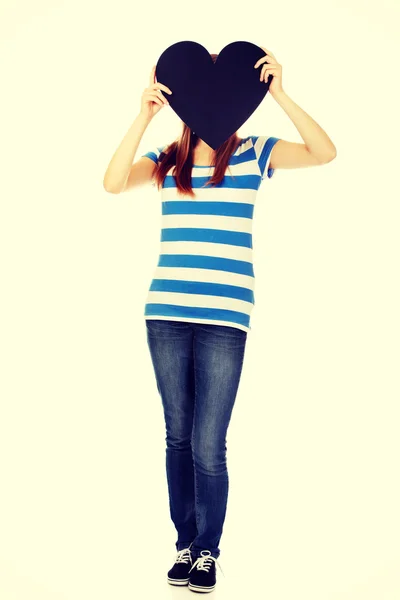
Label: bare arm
xmin=103 ymin=65 xmax=172 ymax=194
xmin=103 ymin=113 xmax=153 ymax=193
xmin=254 ymin=48 xmax=336 ymax=169
xmin=269 ymin=90 xmax=337 ymax=169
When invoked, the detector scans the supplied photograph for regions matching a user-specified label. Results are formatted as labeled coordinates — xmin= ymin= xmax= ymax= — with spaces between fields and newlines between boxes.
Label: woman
xmin=103 ymin=49 xmax=336 ymax=593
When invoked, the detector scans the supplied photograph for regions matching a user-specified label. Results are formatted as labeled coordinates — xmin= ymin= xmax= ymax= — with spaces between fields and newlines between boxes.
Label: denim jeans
xmin=145 ymin=318 xmax=248 ymax=559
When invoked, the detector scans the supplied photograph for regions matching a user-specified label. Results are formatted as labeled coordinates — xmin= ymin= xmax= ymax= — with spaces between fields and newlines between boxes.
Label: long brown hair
xmin=153 ymin=53 xmax=242 ymax=198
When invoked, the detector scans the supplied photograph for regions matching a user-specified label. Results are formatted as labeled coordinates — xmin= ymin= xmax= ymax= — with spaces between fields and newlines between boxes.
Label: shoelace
xmin=175 ymin=547 xmax=192 ymax=564
xmin=188 ymin=550 xmax=225 ymax=578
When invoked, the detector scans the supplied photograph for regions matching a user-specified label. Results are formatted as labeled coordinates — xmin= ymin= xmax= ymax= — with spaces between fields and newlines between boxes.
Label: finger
xmin=260 ymin=66 xmax=277 ymax=81
xmin=147 ymin=87 xmax=169 ymax=104
xmin=261 ymin=65 xmax=277 ymax=75
xmin=254 ymin=45 xmax=277 ymax=68
xmin=149 ymin=65 xmax=156 ymax=86
xmin=254 ymin=55 xmax=276 ymax=69
xmin=260 ymin=64 xmax=267 ymax=80
xmin=155 ymin=89 xmax=169 ymax=105
xmin=260 ymin=63 xmax=274 ymax=75
xmin=151 ymin=81 xmax=172 ymax=95
xmin=263 ymin=70 xmax=273 ymax=83
xmin=260 ymin=46 xmax=276 ymax=59
xmin=145 ymin=92 xmax=163 ymax=107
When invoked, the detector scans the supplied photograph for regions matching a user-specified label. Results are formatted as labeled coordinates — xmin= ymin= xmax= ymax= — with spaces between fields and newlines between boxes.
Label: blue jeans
xmin=145 ymin=319 xmax=248 ymax=559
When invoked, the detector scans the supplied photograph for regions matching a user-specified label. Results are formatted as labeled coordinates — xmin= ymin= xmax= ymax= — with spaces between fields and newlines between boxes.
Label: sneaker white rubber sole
xmin=168 ymin=576 xmax=190 ymax=586
xmin=188 ymin=581 xmax=216 ymax=593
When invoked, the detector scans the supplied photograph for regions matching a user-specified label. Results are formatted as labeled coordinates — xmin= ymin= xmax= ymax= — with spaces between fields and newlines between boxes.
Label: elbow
xmin=103 ymin=180 xmax=122 ymax=194
xmin=327 ymin=145 xmax=337 ymax=161
xmin=320 ymin=148 xmax=337 ymax=164
xmin=329 ymin=147 xmax=337 ymax=161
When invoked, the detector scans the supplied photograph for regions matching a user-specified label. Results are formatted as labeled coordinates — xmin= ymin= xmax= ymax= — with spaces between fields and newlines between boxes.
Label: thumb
xmin=149 ymin=64 xmax=156 ymax=87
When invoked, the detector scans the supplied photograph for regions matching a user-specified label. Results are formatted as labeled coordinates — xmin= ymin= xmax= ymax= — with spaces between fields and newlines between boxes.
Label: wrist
xmin=270 ymin=88 xmax=286 ymax=101
xmin=138 ymin=111 xmax=153 ymax=125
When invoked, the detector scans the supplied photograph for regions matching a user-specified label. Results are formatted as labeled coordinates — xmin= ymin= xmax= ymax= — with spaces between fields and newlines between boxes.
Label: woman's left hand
xmin=254 ymin=47 xmax=283 ymax=98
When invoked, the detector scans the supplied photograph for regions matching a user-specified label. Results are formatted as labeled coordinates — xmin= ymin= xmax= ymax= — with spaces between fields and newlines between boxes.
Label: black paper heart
xmin=155 ymin=40 xmax=272 ymax=150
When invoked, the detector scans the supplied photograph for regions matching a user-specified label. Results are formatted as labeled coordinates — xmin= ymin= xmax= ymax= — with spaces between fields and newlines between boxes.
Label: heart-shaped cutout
xmin=155 ymin=40 xmax=272 ymax=150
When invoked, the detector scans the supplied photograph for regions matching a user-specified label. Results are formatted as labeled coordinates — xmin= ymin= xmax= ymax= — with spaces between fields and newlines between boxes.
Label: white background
xmin=1 ymin=1 xmax=399 ymax=599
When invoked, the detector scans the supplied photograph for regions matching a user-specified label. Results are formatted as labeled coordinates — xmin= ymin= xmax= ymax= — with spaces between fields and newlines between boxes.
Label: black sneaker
xmin=188 ymin=550 xmax=225 ymax=593
xmin=167 ymin=545 xmax=194 ymax=586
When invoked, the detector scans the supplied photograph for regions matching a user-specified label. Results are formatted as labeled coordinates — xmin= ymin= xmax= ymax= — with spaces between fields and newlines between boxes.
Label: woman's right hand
xmin=140 ymin=65 xmax=172 ymax=120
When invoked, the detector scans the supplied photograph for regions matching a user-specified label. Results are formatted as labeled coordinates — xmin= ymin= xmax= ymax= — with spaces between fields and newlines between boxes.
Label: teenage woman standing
xmin=103 ymin=49 xmax=336 ymax=593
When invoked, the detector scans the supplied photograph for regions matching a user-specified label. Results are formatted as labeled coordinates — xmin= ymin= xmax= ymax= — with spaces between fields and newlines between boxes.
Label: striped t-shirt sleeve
xmin=251 ymin=136 xmax=281 ymax=180
xmin=141 ymin=145 xmax=166 ymax=165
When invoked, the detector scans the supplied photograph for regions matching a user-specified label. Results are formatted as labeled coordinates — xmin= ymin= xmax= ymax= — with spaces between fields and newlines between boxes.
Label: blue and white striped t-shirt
xmin=141 ymin=135 xmax=280 ymax=333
